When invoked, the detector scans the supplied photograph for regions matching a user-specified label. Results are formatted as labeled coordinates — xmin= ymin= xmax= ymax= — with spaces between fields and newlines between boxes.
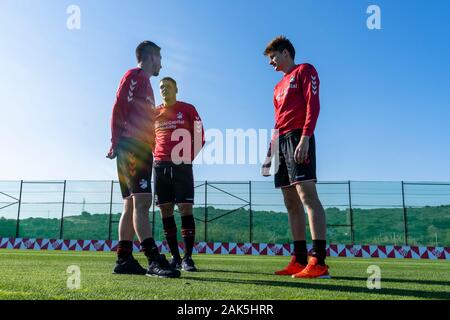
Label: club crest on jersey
xmin=177 ymin=112 xmax=183 ymax=120
xmin=139 ymin=179 xmax=148 ymax=190
xmin=289 ymin=76 xmax=298 ymax=89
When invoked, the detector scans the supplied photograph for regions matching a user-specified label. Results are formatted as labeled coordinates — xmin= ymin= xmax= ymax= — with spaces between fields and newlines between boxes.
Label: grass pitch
xmin=0 ymin=250 xmax=448 ymax=300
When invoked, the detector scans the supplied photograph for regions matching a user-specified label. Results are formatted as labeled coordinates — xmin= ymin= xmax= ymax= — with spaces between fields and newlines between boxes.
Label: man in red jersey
xmin=262 ymin=36 xmax=330 ymax=279
xmin=153 ymin=77 xmax=204 ymax=272
xmin=107 ymin=41 xmax=180 ymax=278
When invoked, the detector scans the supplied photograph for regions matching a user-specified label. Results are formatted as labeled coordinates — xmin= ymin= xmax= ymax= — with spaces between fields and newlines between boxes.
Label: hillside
xmin=1 ymin=206 xmax=449 ymax=246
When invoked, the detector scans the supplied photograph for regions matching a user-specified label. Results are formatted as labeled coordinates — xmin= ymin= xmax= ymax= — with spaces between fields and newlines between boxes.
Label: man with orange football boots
xmin=262 ymin=36 xmax=330 ymax=279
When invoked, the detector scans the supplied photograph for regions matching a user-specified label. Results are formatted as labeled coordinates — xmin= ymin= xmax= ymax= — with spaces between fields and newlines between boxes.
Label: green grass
xmin=0 ymin=250 xmax=448 ymax=300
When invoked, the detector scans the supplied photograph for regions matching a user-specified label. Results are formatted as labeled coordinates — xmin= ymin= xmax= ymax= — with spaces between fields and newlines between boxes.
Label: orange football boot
xmin=274 ymin=256 xmax=306 ymax=276
xmin=292 ymin=257 xmax=331 ymax=279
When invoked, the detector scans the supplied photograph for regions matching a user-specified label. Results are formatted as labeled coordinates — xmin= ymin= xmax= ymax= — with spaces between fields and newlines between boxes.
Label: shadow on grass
xmin=332 ymin=276 xmax=450 ymax=287
xmin=201 ymin=268 xmax=274 ymax=276
xmin=181 ymin=276 xmax=450 ymax=300
xmin=201 ymin=269 xmax=450 ymax=287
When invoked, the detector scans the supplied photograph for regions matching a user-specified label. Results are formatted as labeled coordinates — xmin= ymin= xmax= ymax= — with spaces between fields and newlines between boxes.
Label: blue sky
xmin=0 ymin=0 xmax=449 ymax=182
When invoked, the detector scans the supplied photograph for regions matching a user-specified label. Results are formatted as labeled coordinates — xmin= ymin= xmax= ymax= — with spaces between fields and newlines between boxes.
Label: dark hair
xmin=263 ymin=36 xmax=295 ymax=60
xmin=136 ymin=41 xmax=161 ymax=63
xmin=160 ymin=77 xmax=177 ymax=87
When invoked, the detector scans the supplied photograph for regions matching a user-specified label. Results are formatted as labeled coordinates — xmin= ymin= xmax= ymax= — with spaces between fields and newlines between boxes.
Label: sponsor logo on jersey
xmin=177 ymin=112 xmax=183 ymax=120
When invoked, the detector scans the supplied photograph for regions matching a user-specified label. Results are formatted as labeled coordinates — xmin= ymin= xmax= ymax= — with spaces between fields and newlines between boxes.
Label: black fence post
xmin=249 ymin=181 xmax=252 ymax=243
xmin=204 ymin=181 xmax=208 ymax=242
xmin=15 ymin=180 xmax=23 ymax=238
xmin=348 ymin=180 xmax=355 ymax=244
xmin=108 ymin=180 xmax=114 ymax=240
xmin=401 ymin=181 xmax=408 ymax=245
xmin=60 ymin=180 xmax=67 ymax=239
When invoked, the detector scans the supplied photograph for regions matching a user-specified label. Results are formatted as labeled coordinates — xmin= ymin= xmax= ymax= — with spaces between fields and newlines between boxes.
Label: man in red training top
xmin=153 ymin=77 xmax=205 ymax=272
xmin=262 ymin=36 xmax=330 ymax=279
xmin=107 ymin=41 xmax=180 ymax=278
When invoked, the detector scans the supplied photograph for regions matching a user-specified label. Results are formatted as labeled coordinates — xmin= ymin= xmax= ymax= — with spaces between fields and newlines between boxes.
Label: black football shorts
xmin=274 ymin=130 xmax=317 ymax=188
xmin=153 ymin=161 xmax=194 ymax=206
xmin=116 ymin=137 xmax=153 ymax=199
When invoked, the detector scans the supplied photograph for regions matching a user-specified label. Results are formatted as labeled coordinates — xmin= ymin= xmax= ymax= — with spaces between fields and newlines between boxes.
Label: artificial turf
xmin=0 ymin=250 xmax=448 ymax=300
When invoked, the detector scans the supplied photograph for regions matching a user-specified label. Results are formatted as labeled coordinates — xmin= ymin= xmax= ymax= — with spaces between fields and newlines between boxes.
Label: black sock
xmin=140 ymin=237 xmax=159 ymax=262
xmin=181 ymin=215 xmax=195 ymax=257
xmin=312 ymin=239 xmax=327 ymax=266
xmin=293 ymin=240 xmax=308 ymax=265
xmin=117 ymin=240 xmax=133 ymax=260
xmin=162 ymin=216 xmax=181 ymax=260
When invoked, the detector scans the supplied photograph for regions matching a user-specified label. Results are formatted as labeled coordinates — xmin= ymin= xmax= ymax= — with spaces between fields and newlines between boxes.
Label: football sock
xmin=140 ymin=237 xmax=159 ymax=262
xmin=181 ymin=214 xmax=195 ymax=257
xmin=162 ymin=215 xmax=181 ymax=260
xmin=117 ymin=240 xmax=133 ymax=260
xmin=312 ymin=239 xmax=327 ymax=266
xmin=293 ymin=240 xmax=308 ymax=265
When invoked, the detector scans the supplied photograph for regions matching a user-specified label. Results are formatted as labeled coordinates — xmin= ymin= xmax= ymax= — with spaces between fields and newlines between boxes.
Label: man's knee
xmin=282 ymin=189 xmax=301 ymax=212
xmin=300 ymin=191 xmax=319 ymax=208
xmin=297 ymin=183 xmax=320 ymax=207
xmin=123 ymin=198 xmax=134 ymax=215
xmin=177 ymin=203 xmax=193 ymax=216
xmin=159 ymin=203 xmax=175 ymax=218
xmin=133 ymin=194 xmax=152 ymax=212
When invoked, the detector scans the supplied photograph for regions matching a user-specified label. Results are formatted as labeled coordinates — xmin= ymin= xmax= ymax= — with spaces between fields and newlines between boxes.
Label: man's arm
xmin=107 ymin=73 xmax=135 ymax=158
xmin=261 ymin=141 xmax=274 ymax=177
xmin=301 ymin=64 xmax=320 ymax=137
xmin=191 ymin=107 xmax=205 ymax=161
xmin=294 ymin=65 xmax=320 ymax=163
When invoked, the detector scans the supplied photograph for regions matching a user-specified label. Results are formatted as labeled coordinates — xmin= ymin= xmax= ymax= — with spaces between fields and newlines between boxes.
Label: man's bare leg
xmin=295 ymin=181 xmax=326 ymax=240
xmin=115 ymin=197 xmax=136 ymax=262
xmin=296 ymin=181 xmax=327 ymax=266
xmin=281 ymin=186 xmax=306 ymax=241
xmin=113 ymin=197 xmax=147 ymax=275
xmin=274 ymin=186 xmax=309 ymax=275
xmin=131 ymin=193 xmax=161 ymax=265
xmin=118 ymin=197 xmax=135 ymax=241
xmin=132 ymin=193 xmax=153 ymax=241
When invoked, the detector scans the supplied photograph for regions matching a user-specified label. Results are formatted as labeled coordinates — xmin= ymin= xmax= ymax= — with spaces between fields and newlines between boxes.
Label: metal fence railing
xmin=0 ymin=180 xmax=449 ymax=246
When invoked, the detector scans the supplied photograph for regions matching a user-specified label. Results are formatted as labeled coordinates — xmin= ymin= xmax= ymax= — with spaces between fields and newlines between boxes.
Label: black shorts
xmin=154 ymin=161 xmax=194 ymax=206
xmin=274 ymin=130 xmax=317 ymax=188
xmin=116 ymin=138 xmax=153 ymax=199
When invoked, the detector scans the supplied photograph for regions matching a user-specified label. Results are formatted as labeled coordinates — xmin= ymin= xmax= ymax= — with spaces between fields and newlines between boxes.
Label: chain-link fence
xmin=0 ymin=180 xmax=449 ymax=246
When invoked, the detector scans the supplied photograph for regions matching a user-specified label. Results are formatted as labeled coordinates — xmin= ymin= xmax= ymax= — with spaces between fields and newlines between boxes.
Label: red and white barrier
xmin=0 ymin=237 xmax=448 ymax=260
